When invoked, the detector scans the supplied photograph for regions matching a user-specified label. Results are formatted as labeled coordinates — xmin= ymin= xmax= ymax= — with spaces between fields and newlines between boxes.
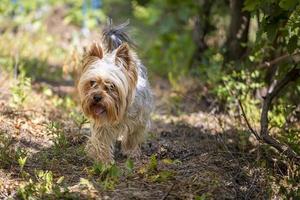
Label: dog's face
xmin=78 ymin=42 xmax=137 ymax=125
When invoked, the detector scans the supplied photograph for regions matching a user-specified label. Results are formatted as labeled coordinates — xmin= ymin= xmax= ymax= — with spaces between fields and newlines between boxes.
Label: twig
xmin=161 ymin=183 xmax=175 ymax=200
xmin=226 ymin=85 xmax=261 ymax=140
xmin=237 ymin=99 xmax=261 ymax=140
xmin=14 ymin=53 xmax=19 ymax=79
xmin=245 ymin=171 xmax=259 ymax=199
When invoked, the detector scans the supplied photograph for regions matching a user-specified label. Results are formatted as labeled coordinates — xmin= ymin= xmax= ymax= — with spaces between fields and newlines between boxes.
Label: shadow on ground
xmin=0 ymin=72 xmax=269 ymax=199
xmin=2 ymin=118 xmax=269 ymax=200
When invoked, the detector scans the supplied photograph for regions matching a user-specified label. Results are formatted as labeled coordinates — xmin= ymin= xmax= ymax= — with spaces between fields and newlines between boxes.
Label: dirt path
xmin=0 ymin=75 xmax=269 ymax=199
xmin=101 ymin=111 xmax=268 ymax=199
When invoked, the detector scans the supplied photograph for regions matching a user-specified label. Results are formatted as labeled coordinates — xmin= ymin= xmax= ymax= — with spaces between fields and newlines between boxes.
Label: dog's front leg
xmin=121 ymin=125 xmax=145 ymax=158
xmin=85 ymin=126 xmax=115 ymax=164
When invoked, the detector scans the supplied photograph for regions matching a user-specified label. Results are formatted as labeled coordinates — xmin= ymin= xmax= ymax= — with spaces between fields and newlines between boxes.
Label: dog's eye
xmin=90 ymin=80 xmax=96 ymax=87
xmin=106 ymin=83 xmax=115 ymax=91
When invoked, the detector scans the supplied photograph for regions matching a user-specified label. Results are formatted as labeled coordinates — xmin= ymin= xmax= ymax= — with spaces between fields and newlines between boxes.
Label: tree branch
xmin=258 ymin=52 xmax=300 ymax=68
xmin=260 ymin=66 xmax=300 ymax=163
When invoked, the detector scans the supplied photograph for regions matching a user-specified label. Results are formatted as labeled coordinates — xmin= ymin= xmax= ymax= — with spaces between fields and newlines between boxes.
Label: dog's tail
xmin=102 ymin=19 xmax=135 ymax=52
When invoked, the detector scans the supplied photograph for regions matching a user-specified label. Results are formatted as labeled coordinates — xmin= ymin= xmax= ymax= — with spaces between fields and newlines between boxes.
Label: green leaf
xmin=195 ymin=194 xmax=207 ymax=200
xmin=56 ymin=176 xmax=64 ymax=184
xmin=18 ymin=156 xmax=27 ymax=170
xmin=79 ymin=178 xmax=94 ymax=190
xmin=162 ymin=158 xmax=173 ymax=165
xmin=148 ymin=154 xmax=158 ymax=172
xmin=243 ymin=0 xmax=260 ymax=11
xmin=108 ymin=165 xmax=121 ymax=178
xmin=287 ymin=35 xmax=298 ymax=53
xmin=279 ymin=0 xmax=298 ymax=10
xmin=125 ymin=159 xmax=134 ymax=173
xmin=157 ymin=170 xmax=173 ymax=181
xmin=265 ymin=23 xmax=278 ymax=42
xmin=149 ymin=170 xmax=173 ymax=182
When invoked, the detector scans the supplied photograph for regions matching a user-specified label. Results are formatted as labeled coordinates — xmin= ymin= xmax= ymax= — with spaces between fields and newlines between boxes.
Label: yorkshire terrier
xmin=77 ymin=21 xmax=153 ymax=163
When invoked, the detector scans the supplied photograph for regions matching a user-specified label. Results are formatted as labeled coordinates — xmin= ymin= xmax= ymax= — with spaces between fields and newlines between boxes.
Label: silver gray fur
xmin=82 ymin=21 xmax=153 ymax=162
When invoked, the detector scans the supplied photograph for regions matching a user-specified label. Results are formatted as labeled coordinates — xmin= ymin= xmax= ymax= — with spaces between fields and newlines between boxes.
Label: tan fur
xmin=77 ymin=42 xmax=152 ymax=164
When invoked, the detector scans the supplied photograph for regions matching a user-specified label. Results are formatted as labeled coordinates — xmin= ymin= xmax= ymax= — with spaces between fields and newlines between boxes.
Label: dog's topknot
xmin=102 ymin=19 xmax=135 ymax=53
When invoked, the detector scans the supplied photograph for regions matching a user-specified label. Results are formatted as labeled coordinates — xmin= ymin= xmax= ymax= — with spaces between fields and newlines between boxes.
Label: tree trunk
xmin=190 ymin=0 xmax=213 ymax=67
xmin=225 ymin=0 xmax=250 ymax=61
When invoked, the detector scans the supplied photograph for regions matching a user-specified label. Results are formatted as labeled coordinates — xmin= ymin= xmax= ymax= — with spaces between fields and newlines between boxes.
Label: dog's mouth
xmin=92 ymin=104 xmax=106 ymax=116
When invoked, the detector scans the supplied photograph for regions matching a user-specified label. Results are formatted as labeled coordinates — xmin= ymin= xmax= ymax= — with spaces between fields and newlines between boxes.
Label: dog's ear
xmin=115 ymin=43 xmax=133 ymax=70
xmin=88 ymin=42 xmax=103 ymax=59
xmin=115 ymin=43 xmax=137 ymax=87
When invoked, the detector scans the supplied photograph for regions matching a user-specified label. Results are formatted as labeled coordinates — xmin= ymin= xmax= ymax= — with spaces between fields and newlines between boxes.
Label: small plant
xmin=148 ymin=154 xmax=158 ymax=172
xmin=0 ymin=133 xmax=28 ymax=170
xmin=138 ymin=154 xmax=175 ymax=183
xmin=46 ymin=121 xmax=68 ymax=154
xmin=10 ymin=73 xmax=31 ymax=108
xmin=86 ymin=159 xmax=137 ymax=190
xmin=88 ymin=162 xmax=121 ymax=190
xmin=18 ymin=156 xmax=27 ymax=171
xmin=215 ymin=69 xmax=263 ymax=122
xmin=17 ymin=170 xmax=72 ymax=200
xmin=0 ymin=133 xmax=15 ymax=168
xmin=70 ymin=110 xmax=88 ymax=131
xmin=149 ymin=170 xmax=174 ymax=183
xmin=195 ymin=194 xmax=207 ymax=200
xmin=16 ymin=147 xmax=28 ymax=172
xmin=125 ymin=158 xmax=134 ymax=174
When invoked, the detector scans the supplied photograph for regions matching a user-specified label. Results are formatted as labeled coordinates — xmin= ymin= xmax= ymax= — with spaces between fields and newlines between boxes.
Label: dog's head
xmin=78 ymin=42 xmax=137 ymax=125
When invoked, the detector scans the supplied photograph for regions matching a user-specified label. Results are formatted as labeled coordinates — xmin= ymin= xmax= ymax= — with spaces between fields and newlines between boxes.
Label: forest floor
xmin=0 ymin=73 xmax=270 ymax=199
xmin=0 ymin=7 xmax=272 ymax=199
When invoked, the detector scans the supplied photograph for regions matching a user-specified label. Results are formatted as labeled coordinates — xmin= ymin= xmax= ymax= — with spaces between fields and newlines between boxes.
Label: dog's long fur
xmin=77 ymin=22 xmax=153 ymax=163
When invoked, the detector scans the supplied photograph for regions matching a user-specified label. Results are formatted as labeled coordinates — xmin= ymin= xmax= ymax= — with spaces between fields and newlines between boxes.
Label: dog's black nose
xmin=93 ymin=95 xmax=102 ymax=102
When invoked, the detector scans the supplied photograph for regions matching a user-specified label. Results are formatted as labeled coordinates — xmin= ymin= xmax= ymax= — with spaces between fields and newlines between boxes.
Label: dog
xmin=77 ymin=21 xmax=153 ymax=163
